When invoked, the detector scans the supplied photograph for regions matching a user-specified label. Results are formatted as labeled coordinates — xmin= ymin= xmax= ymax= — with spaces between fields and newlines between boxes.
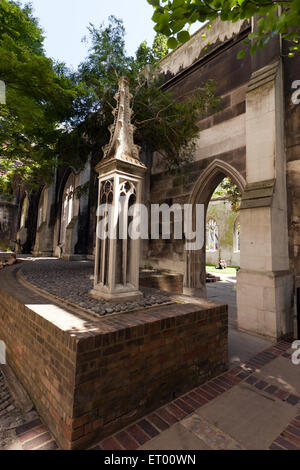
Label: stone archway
xmin=54 ymin=171 xmax=81 ymax=260
xmin=184 ymin=159 xmax=246 ymax=299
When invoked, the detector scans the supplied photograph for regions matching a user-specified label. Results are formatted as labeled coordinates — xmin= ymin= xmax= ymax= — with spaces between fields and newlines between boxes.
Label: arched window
xmin=60 ymin=173 xmax=75 ymax=245
xmin=206 ymin=218 xmax=219 ymax=252
xmin=234 ymin=217 xmax=240 ymax=252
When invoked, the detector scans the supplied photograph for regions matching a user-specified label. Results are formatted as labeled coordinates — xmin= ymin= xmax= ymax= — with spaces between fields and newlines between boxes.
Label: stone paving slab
xmin=252 ymin=355 xmax=300 ymax=396
xmin=179 ymin=415 xmax=245 ymax=450
xmin=207 ymin=280 xmax=237 ymax=328
xmin=196 ymin=382 xmax=297 ymax=450
xmin=139 ymin=423 xmax=210 ymax=450
xmin=228 ymin=329 xmax=271 ymax=367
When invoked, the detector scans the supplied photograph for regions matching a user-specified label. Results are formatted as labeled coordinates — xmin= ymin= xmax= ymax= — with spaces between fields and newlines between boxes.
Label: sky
xmin=20 ymin=0 xmax=160 ymax=70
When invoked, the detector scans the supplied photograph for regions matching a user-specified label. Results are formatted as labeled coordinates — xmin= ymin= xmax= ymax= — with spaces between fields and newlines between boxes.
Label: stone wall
xmin=0 ymin=278 xmax=227 ymax=449
xmin=140 ymin=270 xmax=184 ymax=294
xmin=0 ymin=198 xmax=17 ymax=250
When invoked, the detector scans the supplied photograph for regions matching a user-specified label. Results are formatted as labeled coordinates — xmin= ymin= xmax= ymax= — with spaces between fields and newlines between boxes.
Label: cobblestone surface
xmin=0 ymin=369 xmax=38 ymax=449
xmin=20 ymin=259 xmax=171 ymax=318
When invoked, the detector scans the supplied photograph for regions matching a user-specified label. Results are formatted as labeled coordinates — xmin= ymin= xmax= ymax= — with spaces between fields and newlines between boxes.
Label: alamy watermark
xmin=0 ymin=340 xmax=6 ymax=365
xmin=291 ymin=80 xmax=300 ymax=105
xmin=96 ymin=201 xmax=205 ymax=251
xmin=0 ymin=80 xmax=5 ymax=105
xmin=292 ymin=340 xmax=300 ymax=366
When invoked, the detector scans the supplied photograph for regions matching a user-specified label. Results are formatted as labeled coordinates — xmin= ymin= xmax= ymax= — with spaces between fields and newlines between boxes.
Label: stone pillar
xmin=237 ymin=60 xmax=293 ymax=340
xmin=89 ymin=77 xmax=147 ymax=302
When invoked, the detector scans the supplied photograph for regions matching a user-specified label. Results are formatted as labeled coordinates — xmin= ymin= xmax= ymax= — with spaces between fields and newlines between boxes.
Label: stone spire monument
xmin=89 ymin=77 xmax=147 ymax=302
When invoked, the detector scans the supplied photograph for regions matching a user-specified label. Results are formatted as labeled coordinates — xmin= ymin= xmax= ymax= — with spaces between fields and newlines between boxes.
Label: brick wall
xmin=0 ymin=287 xmax=228 ymax=450
xmin=0 ymin=289 xmax=77 ymax=448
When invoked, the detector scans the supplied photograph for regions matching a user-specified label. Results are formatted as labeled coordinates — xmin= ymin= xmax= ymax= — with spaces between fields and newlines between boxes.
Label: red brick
xmin=282 ymin=430 xmax=300 ymax=448
xmin=286 ymin=424 xmax=300 ymax=438
xmin=22 ymin=432 xmax=53 ymax=450
xmin=254 ymin=381 xmax=268 ymax=390
xmin=156 ymin=407 xmax=178 ymax=426
xmin=286 ymin=395 xmax=300 ymax=406
xmin=38 ymin=440 xmax=59 ymax=450
xmin=269 ymin=443 xmax=284 ymax=450
xmin=174 ymin=398 xmax=194 ymax=414
xmin=195 ymin=388 xmax=215 ymax=401
xmin=115 ymin=431 xmax=139 ymax=450
xmin=274 ymin=437 xmax=299 ymax=450
xmin=137 ymin=419 xmax=159 ymax=438
xmin=201 ymin=384 xmax=219 ymax=397
xmin=148 ymin=413 xmax=170 ymax=431
xmin=101 ymin=437 xmax=123 ymax=450
xmin=275 ymin=389 xmax=289 ymax=401
xmin=127 ymin=424 xmax=150 ymax=446
xmin=180 ymin=395 xmax=200 ymax=410
xmin=16 ymin=419 xmax=42 ymax=436
xmin=18 ymin=425 xmax=49 ymax=443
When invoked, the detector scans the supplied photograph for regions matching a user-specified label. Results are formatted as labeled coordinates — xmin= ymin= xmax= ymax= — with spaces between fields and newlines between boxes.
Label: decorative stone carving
xmin=89 ymin=77 xmax=147 ymax=302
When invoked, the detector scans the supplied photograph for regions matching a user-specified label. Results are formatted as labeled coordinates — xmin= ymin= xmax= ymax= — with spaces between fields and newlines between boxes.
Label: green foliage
xmin=136 ymin=33 xmax=169 ymax=69
xmin=147 ymin=0 xmax=300 ymax=56
xmin=66 ymin=15 xmax=220 ymax=171
xmin=213 ymin=177 xmax=241 ymax=211
xmin=1 ymin=7 xmax=219 ymax=194
xmin=0 ymin=0 xmax=84 ymax=194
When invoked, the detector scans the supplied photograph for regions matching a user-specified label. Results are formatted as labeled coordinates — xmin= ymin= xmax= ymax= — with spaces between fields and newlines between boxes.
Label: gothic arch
xmin=188 ymin=159 xmax=246 ymax=207
xmin=184 ymin=159 xmax=246 ymax=297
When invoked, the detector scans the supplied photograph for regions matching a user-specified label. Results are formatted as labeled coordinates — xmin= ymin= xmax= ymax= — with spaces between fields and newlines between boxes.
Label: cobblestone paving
xmin=0 ymin=369 xmax=37 ymax=449
xmin=0 ymin=368 xmax=58 ymax=450
xmin=21 ymin=259 xmax=171 ymax=318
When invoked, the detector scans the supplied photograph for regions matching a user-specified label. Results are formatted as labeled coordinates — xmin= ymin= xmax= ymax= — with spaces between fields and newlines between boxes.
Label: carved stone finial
xmin=102 ymin=77 xmax=141 ymax=163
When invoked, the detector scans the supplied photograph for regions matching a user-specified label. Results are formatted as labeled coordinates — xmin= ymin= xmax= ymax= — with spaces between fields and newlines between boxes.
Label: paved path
xmin=0 ymin=367 xmax=58 ymax=450
xmin=91 ymin=340 xmax=300 ymax=451
xmin=207 ymin=275 xmax=237 ymax=328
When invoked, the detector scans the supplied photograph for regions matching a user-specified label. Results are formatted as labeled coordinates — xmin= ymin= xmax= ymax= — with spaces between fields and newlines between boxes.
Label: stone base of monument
xmin=0 ymin=266 xmax=228 ymax=450
xmin=89 ymin=284 xmax=143 ymax=302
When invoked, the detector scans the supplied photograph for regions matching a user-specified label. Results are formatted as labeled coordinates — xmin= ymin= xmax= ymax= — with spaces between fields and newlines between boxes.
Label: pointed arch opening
xmin=185 ymin=160 xmax=246 ymax=329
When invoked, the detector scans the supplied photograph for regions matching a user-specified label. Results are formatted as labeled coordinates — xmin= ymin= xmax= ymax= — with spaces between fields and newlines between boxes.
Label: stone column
xmin=237 ymin=60 xmax=293 ymax=340
xmin=89 ymin=77 xmax=147 ymax=302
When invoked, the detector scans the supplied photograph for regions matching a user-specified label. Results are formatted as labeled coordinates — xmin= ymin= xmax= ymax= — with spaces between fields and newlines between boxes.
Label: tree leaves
xmin=148 ymin=1 xmax=300 ymax=56
xmin=0 ymin=0 xmax=81 ymax=194
xmin=0 ymin=5 xmax=220 ymax=194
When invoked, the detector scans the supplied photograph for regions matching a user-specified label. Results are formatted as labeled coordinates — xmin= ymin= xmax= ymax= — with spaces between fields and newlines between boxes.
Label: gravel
xmin=21 ymin=259 xmax=171 ymax=318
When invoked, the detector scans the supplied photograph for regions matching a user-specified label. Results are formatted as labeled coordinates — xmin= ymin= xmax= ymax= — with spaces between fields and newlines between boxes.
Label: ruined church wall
xmin=145 ymin=22 xmax=250 ymax=272
xmin=0 ymin=198 xmax=18 ymax=251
